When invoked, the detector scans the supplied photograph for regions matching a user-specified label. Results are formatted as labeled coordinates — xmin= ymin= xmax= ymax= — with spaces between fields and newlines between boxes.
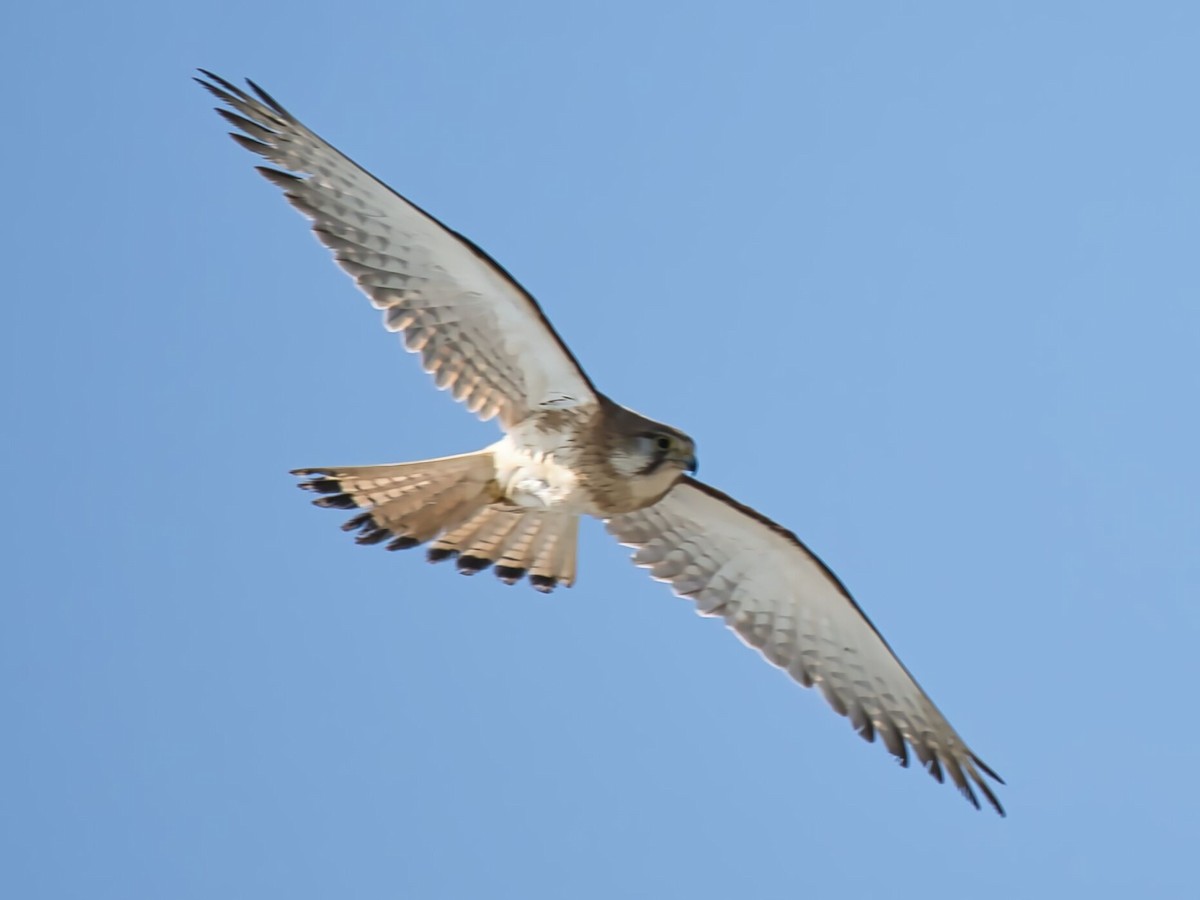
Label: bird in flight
xmin=197 ymin=70 xmax=1004 ymax=815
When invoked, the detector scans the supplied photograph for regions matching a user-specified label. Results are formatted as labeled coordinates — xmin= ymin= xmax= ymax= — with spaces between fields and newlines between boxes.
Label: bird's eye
xmin=656 ymin=436 xmax=672 ymax=451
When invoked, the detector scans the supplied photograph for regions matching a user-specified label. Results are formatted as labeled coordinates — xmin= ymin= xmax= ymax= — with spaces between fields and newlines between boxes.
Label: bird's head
xmin=607 ymin=412 xmax=698 ymax=501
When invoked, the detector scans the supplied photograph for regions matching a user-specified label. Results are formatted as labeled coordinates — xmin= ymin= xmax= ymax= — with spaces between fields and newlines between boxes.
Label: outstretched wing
xmin=606 ymin=477 xmax=1004 ymax=815
xmin=197 ymin=71 xmax=598 ymax=428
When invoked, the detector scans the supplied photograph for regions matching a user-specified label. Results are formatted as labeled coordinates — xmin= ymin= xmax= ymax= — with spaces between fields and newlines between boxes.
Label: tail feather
xmin=293 ymin=452 xmax=580 ymax=591
xmin=428 ymin=507 xmax=578 ymax=591
xmin=435 ymin=506 xmax=527 ymax=565
xmin=295 ymin=452 xmax=498 ymax=545
xmin=535 ymin=515 xmax=579 ymax=587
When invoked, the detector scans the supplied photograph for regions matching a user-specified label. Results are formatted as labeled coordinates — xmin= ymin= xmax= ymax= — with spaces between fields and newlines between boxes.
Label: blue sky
xmin=4 ymin=1 xmax=1199 ymax=896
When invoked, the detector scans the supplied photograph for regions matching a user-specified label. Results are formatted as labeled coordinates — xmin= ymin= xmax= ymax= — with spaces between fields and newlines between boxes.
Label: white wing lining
xmin=198 ymin=71 xmax=598 ymax=429
xmin=606 ymin=477 xmax=1005 ymax=815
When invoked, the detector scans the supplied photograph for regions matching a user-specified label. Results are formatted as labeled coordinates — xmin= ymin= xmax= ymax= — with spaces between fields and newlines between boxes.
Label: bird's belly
xmin=489 ymin=436 xmax=590 ymax=513
xmin=507 ymin=472 xmax=585 ymax=510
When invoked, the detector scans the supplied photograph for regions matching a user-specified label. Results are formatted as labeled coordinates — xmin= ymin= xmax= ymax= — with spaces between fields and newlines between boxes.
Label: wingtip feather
xmin=256 ymin=166 xmax=302 ymax=187
xmin=971 ymin=752 xmax=1005 ymax=785
xmin=244 ymin=76 xmax=291 ymax=117
xmin=195 ymin=69 xmax=246 ymax=101
xmin=230 ymin=132 xmax=271 ymax=157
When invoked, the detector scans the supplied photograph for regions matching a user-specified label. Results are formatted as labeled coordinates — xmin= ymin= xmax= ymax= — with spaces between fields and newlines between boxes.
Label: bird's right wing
xmin=198 ymin=71 xmax=598 ymax=429
xmin=606 ymin=476 xmax=1004 ymax=814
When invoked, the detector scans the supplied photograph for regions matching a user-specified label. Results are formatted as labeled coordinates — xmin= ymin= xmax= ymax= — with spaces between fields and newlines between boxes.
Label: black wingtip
xmin=229 ymin=132 xmax=271 ymax=157
xmin=925 ymin=755 xmax=945 ymax=784
xmin=244 ymin=76 xmax=290 ymax=117
xmin=194 ymin=69 xmax=243 ymax=100
xmin=972 ymin=753 xmax=1006 ymax=785
xmin=982 ymin=786 xmax=1007 ymax=817
xmin=256 ymin=166 xmax=301 ymax=188
xmin=196 ymin=70 xmax=293 ymax=124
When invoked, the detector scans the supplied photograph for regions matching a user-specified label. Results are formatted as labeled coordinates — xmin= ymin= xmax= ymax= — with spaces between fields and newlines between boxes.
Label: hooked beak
xmin=663 ymin=443 xmax=698 ymax=476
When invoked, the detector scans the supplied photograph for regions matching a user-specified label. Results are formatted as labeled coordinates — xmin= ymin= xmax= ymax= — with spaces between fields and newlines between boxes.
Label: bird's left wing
xmin=605 ymin=477 xmax=1004 ymax=814
xmin=197 ymin=71 xmax=598 ymax=429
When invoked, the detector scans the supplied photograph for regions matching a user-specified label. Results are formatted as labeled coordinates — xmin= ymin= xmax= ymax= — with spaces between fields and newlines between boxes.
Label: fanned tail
xmin=293 ymin=452 xmax=579 ymax=592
